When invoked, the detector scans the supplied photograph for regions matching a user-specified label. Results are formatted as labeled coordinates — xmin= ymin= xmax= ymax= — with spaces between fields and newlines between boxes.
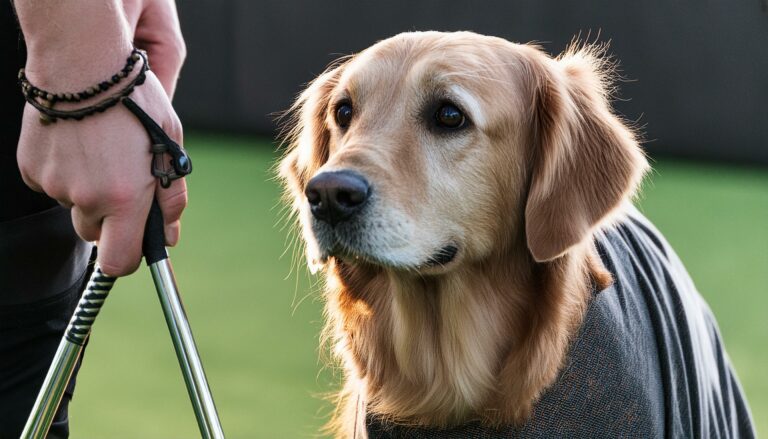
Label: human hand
xmin=17 ymin=72 xmax=186 ymax=276
xmin=123 ymin=0 xmax=186 ymax=98
xmin=15 ymin=1 xmax=187 ymax=277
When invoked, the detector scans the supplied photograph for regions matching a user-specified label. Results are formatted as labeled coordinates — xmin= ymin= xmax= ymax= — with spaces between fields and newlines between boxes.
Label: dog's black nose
xmin=305 ymin=171 xmax=370 ymax=225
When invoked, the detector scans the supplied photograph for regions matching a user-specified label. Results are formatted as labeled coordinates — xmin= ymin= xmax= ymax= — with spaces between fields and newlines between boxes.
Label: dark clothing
xmin=0 ymin=207 xmax=93 ymax=306
xmin=1 ymin=3 xmax=91 ymax=437
xmin=0 ymin=264 xmax=91 ymax=439
xmin=366 ymin=208 xmax=755 ymax=438
xmin=0 ymin=1 xmax=57 ymax=222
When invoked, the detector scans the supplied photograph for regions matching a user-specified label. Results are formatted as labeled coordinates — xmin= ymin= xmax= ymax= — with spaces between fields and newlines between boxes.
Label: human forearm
xmin=14 ymin=0 xmax=134 ymax=92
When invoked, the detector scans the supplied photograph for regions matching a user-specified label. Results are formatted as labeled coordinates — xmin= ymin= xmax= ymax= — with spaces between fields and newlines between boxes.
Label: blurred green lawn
xmin=70 ymin=133 xmax=767 ymax=437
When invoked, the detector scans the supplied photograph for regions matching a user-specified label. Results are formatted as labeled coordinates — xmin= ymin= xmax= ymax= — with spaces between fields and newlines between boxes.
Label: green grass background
xmin=69 ymin=134 xmax=767 ymax=437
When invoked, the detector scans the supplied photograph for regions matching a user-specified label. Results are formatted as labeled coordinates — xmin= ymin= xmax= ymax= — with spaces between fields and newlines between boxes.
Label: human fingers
xmin=155 ymin=114 xmax=187 ymax=246
xmin=71 ymin=206 xmax=102 ymax=243
xmin=95 ymin=195 xmax=152 ymax=277
xmin=133 ymin=0 xmax=186 ymax=98
xmin=155 ymin=177 xmax=187 ymax=246
xmin=17 ymin=167 xmax=44 ymax=193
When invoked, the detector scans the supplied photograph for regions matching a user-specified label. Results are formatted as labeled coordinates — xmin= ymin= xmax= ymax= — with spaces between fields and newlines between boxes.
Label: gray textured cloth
xmin=365 ymin=208 xmax=755 ymax=438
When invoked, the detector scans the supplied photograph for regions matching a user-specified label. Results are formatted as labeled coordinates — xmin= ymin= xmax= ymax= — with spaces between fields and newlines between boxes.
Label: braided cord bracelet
xmin=18 ymin=48 xmax=150 ymax=124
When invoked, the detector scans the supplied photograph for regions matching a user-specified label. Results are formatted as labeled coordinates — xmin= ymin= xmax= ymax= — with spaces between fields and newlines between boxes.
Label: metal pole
xmin=21 ymin=268 xmax=117 ymax=439
xmin=23 ymin=100 xmax=219 ymax=438
xmin=125 ymin=98 xmax=224 ymax=437
xmin=149 ymin=258 xmax=225 ymax=439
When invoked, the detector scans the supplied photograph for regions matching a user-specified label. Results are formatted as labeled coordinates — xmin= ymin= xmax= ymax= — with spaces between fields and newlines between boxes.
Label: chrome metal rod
xmin=21 ymin=266 xmax=116 ymax=439
xmin=150 ymin=258 xmax=224 ymax=439
xmin=21 ymin=342 xmax=81 ymax=439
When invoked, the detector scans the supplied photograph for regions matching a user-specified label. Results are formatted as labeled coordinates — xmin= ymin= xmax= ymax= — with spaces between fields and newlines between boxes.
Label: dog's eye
xmin=435 ymin=103 xmax=465 ymax=129
xmin=335 ymin=102 xmax=353 ymax=128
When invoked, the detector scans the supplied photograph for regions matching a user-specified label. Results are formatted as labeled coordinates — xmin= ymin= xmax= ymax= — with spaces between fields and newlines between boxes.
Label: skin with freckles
xmin=14 ymin=0 xmax=187 ymax=277
xmin=280 ymin=31 xmax=647 ymax=438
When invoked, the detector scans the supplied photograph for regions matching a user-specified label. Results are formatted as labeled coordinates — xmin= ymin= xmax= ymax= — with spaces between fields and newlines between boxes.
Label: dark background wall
xmin=173 ymin=1 xmax=768 ymax=165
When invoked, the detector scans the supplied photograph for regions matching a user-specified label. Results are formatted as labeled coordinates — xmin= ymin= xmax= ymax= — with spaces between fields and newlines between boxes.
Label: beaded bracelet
xmin=18 ymin=48 xmax=150 ymax=124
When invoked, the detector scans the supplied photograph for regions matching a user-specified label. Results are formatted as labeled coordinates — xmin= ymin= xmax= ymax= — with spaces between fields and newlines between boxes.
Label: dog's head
xmin=280 ymin=31 xmax=647 ymax=274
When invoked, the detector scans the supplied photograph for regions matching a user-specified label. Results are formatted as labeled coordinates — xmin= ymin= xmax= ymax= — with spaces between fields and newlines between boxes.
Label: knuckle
xmin=40 ymin=172 xmax=67 ymax=201
xmin=19 ymin=171 xmax=42 ymax=193
xmin=16 ymin=159 xmax=33 ymax=182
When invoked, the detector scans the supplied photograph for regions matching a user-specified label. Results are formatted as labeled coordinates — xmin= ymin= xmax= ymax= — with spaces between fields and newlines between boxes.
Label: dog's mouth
xmin=320 ymin=239 xmax=460 ymax=272
xmin=307 ymin=210 xmax=461 ymax=272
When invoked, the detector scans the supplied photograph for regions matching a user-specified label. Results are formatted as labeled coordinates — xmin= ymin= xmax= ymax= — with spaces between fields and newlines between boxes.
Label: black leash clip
xmin=122 ymin=97 xmax=192 ymax=188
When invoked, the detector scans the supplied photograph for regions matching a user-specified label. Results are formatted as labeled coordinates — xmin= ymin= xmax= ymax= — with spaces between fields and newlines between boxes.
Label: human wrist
xmin=20 ymin=49 xmax=150 ymax=124
xmin=24 ymin=44 xmax=135 ymax=93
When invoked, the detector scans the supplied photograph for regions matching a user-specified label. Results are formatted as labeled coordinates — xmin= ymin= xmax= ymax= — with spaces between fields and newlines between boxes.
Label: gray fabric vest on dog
xmin=364 ymin=208 xmax=755 ymax=438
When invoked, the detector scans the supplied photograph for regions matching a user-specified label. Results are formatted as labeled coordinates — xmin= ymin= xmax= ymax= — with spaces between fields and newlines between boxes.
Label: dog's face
xmin=281 ymin=31 xmax=647 ymax=274
xmin=289 ymin=33 xmax=533 ymax=273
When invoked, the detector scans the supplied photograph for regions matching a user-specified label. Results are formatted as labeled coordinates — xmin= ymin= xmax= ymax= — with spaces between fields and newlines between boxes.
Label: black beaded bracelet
xmin=18 ymin=48 xmax=143 ymax=104
xmin=18 ymin=48 xmax=150 ymax=124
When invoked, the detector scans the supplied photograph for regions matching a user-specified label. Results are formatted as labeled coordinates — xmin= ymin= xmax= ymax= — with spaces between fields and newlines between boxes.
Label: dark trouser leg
xmin=0 ymin=207 xmax=94 ymax=439
xmin=0 ymin=256 xmax=94 ymax=439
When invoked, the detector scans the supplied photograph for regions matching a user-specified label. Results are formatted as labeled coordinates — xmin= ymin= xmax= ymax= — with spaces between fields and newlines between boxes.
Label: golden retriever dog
xmin=278 ymin=31 xmax=754 ymax=438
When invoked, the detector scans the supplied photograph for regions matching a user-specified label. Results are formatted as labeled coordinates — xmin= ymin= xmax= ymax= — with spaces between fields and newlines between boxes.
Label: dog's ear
xmin=524 ymin=45 xmax=648 ymax=262
xmin=279 ymin=59 xmax=349 ymax=196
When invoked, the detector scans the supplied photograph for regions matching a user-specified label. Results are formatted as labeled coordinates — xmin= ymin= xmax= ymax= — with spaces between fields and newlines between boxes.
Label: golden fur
xmin=278 ymin=31 xmax=648 ymax=438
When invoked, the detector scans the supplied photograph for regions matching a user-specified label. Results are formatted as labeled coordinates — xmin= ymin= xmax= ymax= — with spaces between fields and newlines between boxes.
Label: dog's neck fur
xmin=323 ymin=241 xmax=611 ymax=436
